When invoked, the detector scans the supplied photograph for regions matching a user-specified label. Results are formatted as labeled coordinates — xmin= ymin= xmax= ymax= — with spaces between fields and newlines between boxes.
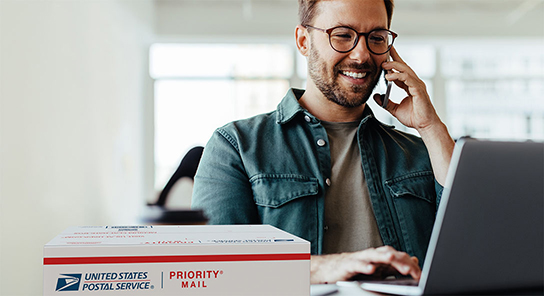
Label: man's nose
xmin=348 ymin=36 xmax=372 ymax=63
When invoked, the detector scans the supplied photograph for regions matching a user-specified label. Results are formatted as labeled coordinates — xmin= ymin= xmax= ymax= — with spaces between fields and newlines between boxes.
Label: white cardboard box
xmin=43 ymin=225 xmax=310 ymax=295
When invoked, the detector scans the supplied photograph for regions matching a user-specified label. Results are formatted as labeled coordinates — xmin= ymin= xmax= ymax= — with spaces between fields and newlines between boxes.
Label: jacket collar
xmin=276 ymin=88 xmax=307 ymax=124
xmin=276 ymin=88 xmax=378 ymax=125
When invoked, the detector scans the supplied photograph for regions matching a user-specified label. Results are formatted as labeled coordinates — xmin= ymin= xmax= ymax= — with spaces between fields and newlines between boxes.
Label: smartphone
xmin=382 ymin=55 xmax=392 ymax=108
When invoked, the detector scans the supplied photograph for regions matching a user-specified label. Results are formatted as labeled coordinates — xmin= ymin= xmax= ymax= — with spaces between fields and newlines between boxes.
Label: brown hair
xmin=298 ymin=0 xmax=394 ymax=28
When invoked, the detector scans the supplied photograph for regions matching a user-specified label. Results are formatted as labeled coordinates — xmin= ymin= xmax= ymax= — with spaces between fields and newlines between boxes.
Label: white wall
xmin=0 ymin=1 xmax=154 ymax=295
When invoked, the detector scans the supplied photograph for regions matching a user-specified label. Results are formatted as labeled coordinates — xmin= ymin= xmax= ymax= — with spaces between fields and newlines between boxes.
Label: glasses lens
xmin=368 ymin=30 xmax=393 ymax=54
xmin=329 ymin=27 xmax=357 ymax=52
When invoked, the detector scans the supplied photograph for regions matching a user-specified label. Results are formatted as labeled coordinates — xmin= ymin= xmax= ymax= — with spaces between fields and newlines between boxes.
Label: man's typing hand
xmin=310 ymin=246 xmax=421 ymax=284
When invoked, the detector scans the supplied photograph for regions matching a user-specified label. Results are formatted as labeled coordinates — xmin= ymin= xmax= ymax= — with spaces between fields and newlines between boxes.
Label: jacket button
xmin=317 ymin=139 xmax=326 ymax=146
xmin=304 ymin=115 xmax=311 ymax=122
xmin=326 ymin=178 xmax=331 ymax=186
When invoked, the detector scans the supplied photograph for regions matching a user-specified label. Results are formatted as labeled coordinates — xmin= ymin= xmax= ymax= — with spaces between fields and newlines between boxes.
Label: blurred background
xmin=1 ymin=0 xmax=543 ymax=294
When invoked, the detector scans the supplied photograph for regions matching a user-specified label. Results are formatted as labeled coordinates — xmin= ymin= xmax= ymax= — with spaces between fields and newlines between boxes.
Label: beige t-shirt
xmin=321 ymin=120 xmax=383 ymax=254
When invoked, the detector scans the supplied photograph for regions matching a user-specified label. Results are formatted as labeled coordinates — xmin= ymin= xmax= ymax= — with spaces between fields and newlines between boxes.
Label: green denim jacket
xmin=192 ymin=88 xmax=443 ymax=264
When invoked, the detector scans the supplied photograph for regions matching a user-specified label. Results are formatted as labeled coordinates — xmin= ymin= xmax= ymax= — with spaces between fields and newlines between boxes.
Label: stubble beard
xmin=307 ymin=44 xmax=382 ymax=108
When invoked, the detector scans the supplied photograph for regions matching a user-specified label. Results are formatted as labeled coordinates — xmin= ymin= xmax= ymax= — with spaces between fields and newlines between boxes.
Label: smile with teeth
xmin=341 ymin=71 xmax=367 ymax=79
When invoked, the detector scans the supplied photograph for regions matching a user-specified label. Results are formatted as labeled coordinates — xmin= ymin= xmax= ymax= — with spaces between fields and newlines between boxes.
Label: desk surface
xmin=311 ymin=282 xmax=381 ymax=296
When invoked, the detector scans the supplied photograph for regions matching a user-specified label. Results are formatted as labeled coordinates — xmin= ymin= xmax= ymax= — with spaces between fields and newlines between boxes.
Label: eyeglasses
xmin=304 ymin=25 xmax=398 ymax=55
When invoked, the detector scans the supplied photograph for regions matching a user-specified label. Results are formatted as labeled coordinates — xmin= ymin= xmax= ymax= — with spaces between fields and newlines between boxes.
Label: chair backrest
xmin=154 ymin=146 xmax=204 ymax=207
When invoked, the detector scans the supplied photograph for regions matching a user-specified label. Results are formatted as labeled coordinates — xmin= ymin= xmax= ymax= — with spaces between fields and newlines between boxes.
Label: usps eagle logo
xmin=55 ymin=274 xmax=82 ymax=291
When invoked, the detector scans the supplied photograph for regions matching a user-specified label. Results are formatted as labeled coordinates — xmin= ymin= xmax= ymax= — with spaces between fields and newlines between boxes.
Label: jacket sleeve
xmin=191 ymin=128 xmax=260 ymax=224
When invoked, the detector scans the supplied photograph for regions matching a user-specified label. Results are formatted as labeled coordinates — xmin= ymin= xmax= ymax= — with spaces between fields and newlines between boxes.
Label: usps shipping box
xmin=43 ymin=225 xmax=310 ymax=295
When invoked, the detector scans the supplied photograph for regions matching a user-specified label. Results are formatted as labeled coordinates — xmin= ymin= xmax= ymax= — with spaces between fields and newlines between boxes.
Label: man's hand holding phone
xmin=373 ymin=46 xmax=440 ymax=132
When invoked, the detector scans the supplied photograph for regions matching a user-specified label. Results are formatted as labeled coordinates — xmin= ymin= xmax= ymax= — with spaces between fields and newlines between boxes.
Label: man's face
xmin=306 ymin=0 xmax=389 ymax=108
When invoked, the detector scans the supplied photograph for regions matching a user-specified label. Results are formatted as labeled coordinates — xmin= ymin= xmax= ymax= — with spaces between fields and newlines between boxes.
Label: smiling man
xmin=192 ymin=0 xmax=455 ymax=284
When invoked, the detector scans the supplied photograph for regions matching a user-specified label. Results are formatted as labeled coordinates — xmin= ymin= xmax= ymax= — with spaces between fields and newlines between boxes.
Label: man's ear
xmin=295 ymin=25 xmax=310 ymax=57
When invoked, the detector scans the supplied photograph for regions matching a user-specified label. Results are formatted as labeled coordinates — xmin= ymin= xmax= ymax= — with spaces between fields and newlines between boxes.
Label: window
xmin=441 ymin=41 xmax=544 ymax=140
xmin=150 ymin=44 xmax=294 ymax=190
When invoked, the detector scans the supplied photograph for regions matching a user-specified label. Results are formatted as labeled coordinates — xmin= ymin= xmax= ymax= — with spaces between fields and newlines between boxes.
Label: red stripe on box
xmin=43 ymin=253 xmax=310 ymax=265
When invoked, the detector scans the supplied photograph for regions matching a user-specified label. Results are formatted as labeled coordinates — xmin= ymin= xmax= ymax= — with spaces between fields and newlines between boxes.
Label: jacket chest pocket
xmin=251 ymin=174 xmax=319 ymax=208
xmin=250 ymin=174 xmax=319 ymax=250
xmin=385 ymin=172 xmax=437 ymax=262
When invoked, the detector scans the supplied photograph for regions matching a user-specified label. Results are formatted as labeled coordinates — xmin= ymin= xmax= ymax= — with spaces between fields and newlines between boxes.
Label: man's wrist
xmin=310 ymin=253 xmax=350 ymax=284
xmin=310 ymin=254 xmax=330 ymax=284
xmin=416 ymin=118 xmax=449 ymax=140
xmin=416 ymin=120 xmax=455 ymax=185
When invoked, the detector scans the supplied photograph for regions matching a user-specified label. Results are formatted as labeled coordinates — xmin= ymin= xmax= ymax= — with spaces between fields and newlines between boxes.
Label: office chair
xmin=143 ymin=146 xmax=207 ymax=224
xmin=154 ymin=146 xmax=204 ymax=207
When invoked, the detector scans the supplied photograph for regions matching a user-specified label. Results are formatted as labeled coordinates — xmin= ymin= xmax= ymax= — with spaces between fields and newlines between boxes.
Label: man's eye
xmin=333 ymin=34 xmax=353 ymax=39
xmin=370 ymin=36 xmax=386 ymax=43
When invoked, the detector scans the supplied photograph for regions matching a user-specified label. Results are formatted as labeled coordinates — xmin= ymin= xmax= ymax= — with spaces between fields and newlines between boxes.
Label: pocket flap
xmin=250 ymin=174 xmax=319 ymax=208
xmin=385 ymin=172 xmax=435 ymax=203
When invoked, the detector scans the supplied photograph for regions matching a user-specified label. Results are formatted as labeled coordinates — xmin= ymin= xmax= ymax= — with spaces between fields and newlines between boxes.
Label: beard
xmin=307 ymin=43 xmax=382 ymax=108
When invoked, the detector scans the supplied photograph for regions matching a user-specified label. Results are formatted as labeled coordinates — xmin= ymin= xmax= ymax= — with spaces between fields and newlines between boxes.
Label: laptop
xmin=361 ymin=138 xmax=544 ymax=295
